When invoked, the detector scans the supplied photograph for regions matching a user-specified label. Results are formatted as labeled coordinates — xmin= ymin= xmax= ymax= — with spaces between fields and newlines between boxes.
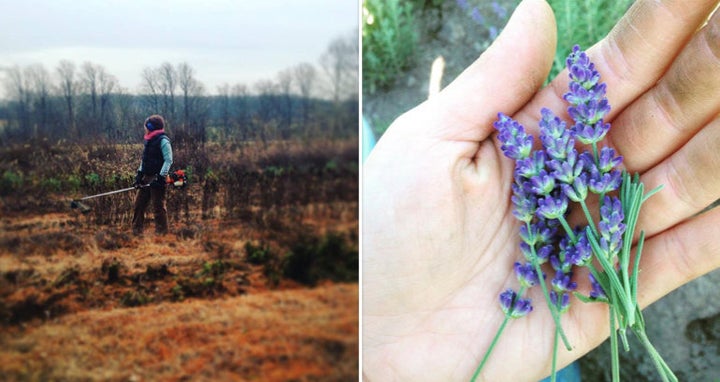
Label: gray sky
xmin=0 ymin=0 xmax=358 ymax=98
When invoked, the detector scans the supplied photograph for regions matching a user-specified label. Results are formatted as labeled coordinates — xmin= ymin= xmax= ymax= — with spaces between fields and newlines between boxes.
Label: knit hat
xmin=144 ymin=115 xmax=165 ymax=131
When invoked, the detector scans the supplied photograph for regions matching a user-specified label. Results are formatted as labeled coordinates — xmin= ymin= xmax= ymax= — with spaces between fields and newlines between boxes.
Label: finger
xmin=635 ymin=116 xmax=720 ymax=238
xmin=608 ymin=8 xmax=720 ymax=172
xmin=635 ymin=205 xmax=720 ymax=309
xmin=514 ymin=0 xmax=720 ymax=133
xmin=414 ymin=0 xmax=556 ymax=144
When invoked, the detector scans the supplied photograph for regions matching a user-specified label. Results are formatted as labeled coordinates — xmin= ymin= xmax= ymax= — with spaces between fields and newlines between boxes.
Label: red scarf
xmin=144 ymin=129 xmax=165 ymax=141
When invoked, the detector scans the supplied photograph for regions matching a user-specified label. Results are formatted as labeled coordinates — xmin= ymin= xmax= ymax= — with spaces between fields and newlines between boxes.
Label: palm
xmin=364 ymin=106 xmax=609 ymax=381
xmin=363 ymin=0 xmax=720 ymax=381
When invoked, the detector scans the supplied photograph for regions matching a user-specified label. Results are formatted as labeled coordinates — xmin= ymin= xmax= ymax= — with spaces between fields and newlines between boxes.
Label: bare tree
xmin=176 ymin=62 xmax=207 ymax=145
xmin=4 ymin=66 xmax=31 ymax=136
xmin=98 ymin=67 xmax=118 ymax=139
xmin=293 ymin=62 xmax=317 ymax=125
xmin=158 ymin=62 xmax=177 ymax=118
xmin=56 ymin=60 xmax=77 ymax=137
xmin=177 ymin=62 xmax=195 ymax=126
xmin=141 ymin=66 xmax=161 ymax=113
xmin=80 ymin=62 xmax=99 ymax=124
xmin=114 ymin=86 xmax=139 ymax=142
xmin=276 ymin=68 xmax=294 ymax=135
xmin=217 ymin=83 xmax=231 ymax=139
xmin=254 ymin=79 xmax=279 ymax=145
xmin=320 ymin=31 xmax=359 ymax=104
xmin=254 ymin=79 xmax=278 ymax=123
xmin=231 ymin=83 xmax=249 ymax=140
xmin=25 ymin=64 xmax=52 ymax=137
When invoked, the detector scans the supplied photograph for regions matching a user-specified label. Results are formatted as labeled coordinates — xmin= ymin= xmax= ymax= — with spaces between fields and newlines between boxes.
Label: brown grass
xmin=0 ymin=139 xmax=358 ymax=381
xmin=0 ymin=284 xmax=358 ymax=381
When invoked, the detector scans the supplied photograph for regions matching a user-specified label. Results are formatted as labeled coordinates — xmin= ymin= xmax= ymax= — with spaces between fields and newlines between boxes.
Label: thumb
xmin=422 ymin=0 xmax=557 ymax=144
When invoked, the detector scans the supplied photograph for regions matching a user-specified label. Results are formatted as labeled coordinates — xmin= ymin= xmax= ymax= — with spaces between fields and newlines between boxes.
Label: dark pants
xmin=132 ymin=175 xmax=168 ymax=235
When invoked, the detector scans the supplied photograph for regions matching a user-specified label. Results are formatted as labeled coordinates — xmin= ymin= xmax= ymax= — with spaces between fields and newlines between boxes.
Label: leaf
xmin=573 ymin=291 xmax=607 ymax=304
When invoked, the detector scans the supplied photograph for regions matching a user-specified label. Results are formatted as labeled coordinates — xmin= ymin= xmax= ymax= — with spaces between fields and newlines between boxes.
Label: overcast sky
xmin=0 ymin=0 xmax=358 ymax=98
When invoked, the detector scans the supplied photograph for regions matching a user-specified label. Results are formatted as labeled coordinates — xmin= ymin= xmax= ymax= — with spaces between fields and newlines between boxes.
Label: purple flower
xmin=539 ymin=108 xmax=574 ymax=161
xmin=565 ymin=45 xmax=600 ymax=88
xmin=600 ymin=234 xmax=623 ymax=257
xmin=573 ymin=100 xmax=609 ymax=123
xmin=519 ymin=241 xmax=534 ymax=260
xmin=488 ymin=26 xmax=498 ymax=40
xmin=537 ymin=193 xmax=568 ymax=220
xmin=519 ymin=220 xmax=556 ymax=246
xmin=552 ymin=270 xmax=577 ymax=292
xmin=589 ymin=168 xmax=622 ymax=194
xmin=561 ymin=173 xmax=589 ymax=202
xmin=491 ymin=1 xmax=507 ymax=19
xmin=471 ymin=7 xmax=485 ymax=25
xmin=550 ymin=254 xmax=571 ymax=274
xmin=599 ymin=196 xmax=625 ymax=255
xmin=495 ymin=113 xmax=533 ymax=160
xmin=572 ymin=120 xmax=610 ymax=145
xmin=500 ymin=289 xmax=533 ymax=318
xmin=566 ymin=231 xmax=592 ymax=266
xmin=564 ymin=45 xmax=611 ymax=143
xmin=548 ymin=149 xmax=584 ymax=184
xmin=564 ymin=81 xmax=603 ymax=106
xmin=529 ymin=170 xmax=556 ymax=195
xmin=589 ymin=273 xmax=607 ymax=299
xmin=456 ymin=0 xmax=469 ymax=11
xmin=516 ymin=150 xmax=546 ymax=179
xmin=599 ymin=197 xmax=625 ymax=234
xmin=598 ymin=147 xmax=623 ymax=173
xmin=536 ymin=219 xmax=559 ymax=243
xmin=514 ymin=262 xmax=541 ymax=287
xmin=511 ymin=182 xmax=537 ymax=222
xmin=535 ymin=244 xmax=552 ymax=263
xmin=519 ymin=224 xmax=538 ymax=246
xmin=520 ymin=241 xmax=552 ymax=264
xmin=551 ymin=291 xmax=571 ymax=313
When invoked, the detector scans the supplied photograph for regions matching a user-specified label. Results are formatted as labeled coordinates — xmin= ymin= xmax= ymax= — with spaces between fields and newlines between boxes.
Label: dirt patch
xmin=363 ymin=0 xmax=516 ymax=135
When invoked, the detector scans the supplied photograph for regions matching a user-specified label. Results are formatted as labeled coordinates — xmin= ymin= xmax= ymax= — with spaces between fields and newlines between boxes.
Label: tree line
xmin=0 ymin=33 xmax=358 ymax=145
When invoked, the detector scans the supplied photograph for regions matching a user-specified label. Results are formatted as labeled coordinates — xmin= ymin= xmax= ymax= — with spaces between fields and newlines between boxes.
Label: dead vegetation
xmin=0 ymin=139 xmax=358 ymax=380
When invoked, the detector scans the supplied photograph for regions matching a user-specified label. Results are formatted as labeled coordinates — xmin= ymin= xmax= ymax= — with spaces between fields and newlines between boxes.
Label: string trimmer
xmin=70 ymin=169 xmax=187 ymax=213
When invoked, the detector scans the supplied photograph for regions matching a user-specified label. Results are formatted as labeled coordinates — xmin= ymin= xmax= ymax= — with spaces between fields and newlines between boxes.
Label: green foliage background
xmin=362 ymin=0 xmax=418 ymax=94
xmin=547 ymin=0 xmax=635 ymax=81
xmin=362 ymin=0 xmax=635 ymax=95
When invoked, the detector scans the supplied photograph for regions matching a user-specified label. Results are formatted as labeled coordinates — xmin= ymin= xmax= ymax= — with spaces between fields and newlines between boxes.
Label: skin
xmin=362 ymin=0 xmax=720 ymax=381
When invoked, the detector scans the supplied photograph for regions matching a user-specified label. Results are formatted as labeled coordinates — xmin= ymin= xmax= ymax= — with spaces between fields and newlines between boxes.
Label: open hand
xmin=363 ymin=0 xmax=720 ymax=380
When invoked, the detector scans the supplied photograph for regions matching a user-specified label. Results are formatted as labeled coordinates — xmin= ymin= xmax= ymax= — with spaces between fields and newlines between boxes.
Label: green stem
xmin=471 ymin=315 xmax=510 ymax=382
xmin=471 ymin=286 xmax=528 ymax=382
xmin=556 ymin=215 xmax=576 ymax=243
xmin=579 ymin=199 xmax=598 ymax=238
xmin=550 ymin=298 xmax=561 ymax=382
xmin=585 ymin=227 xmax=635 ymax=322
xmin=633 ymin=326 xmax=678 ymax=382
xmin=609 ymin=306 xmax=620 ymax=382
xmin=527 ymin=222 xmax=572 ymax=351
xmin=592 ymin=142 xmax=600 ymax=168
xmin=530 ymin=261 xmax=572 ymax=350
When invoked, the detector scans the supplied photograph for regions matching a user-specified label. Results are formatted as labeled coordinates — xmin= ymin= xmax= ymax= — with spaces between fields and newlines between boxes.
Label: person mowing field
xmin=132 ymin=114 xmax=173 ymax=236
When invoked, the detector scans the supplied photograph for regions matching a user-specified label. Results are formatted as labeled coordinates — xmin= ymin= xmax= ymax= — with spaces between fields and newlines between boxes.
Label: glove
xmin=134 ymin=171 xmax=144 ymax=188
xmin=150 ymin=174 xmax=167 ymax=189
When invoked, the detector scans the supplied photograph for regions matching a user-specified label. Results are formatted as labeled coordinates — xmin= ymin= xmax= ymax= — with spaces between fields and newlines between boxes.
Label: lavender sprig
xmin=495 ymin=115 xmax=573 ymax=351
xmin=473 ymin=45 xmax=672 ymax=382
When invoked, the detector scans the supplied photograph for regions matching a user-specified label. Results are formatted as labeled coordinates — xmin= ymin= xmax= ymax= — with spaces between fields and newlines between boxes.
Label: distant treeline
xmin=0 ymin=33 xmax=358 ymax=145
xmin=0 ymin=91 xmax=357 ymax=144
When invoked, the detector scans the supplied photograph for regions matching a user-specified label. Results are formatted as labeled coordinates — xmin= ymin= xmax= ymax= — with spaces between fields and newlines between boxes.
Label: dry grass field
xmin=0 ymin=139 xmax=358 ymax=381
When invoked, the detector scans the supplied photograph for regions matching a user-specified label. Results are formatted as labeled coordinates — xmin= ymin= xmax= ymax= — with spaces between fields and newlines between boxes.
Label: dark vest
xmin=141 ymin=134 xmax=167 ymax=175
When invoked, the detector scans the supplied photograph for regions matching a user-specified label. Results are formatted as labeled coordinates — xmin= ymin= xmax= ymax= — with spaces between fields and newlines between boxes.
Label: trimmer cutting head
xmin=69 ymin=200 xmax=92 ymax=213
